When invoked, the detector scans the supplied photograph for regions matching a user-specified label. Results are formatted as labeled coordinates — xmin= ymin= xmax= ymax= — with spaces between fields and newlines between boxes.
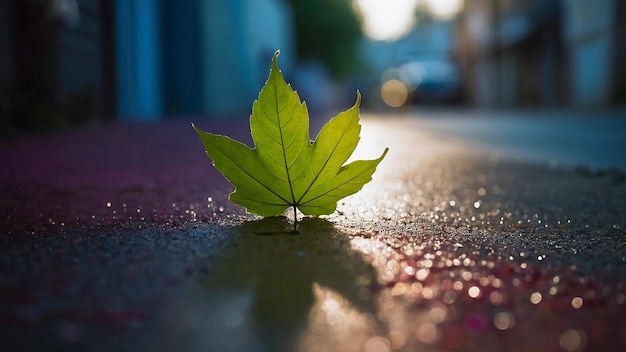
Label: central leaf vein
xmin=296 ymin=123 xmax=352 ymax=204
xmin=273 ymin=73 xmax=297 ymax=206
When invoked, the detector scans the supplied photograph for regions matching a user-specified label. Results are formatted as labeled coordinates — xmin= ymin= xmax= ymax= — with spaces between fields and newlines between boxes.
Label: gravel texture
xmin=1 ymin=114 xmax=625 ymax=351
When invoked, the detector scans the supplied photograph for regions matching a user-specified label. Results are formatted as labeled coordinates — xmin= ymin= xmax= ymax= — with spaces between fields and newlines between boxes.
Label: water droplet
xmin=364 ymin=336 xmax=391 ymax=352
xmin=411 ymin=282 xmax=423 ymax=294
xmin=387 ymin=331 xmax=406 ymax=350
xmin=452 ymin=281 xmax=464 ymax=291
xmin=489 ymin=291 xmax=504 ymax=305
xmin=559 ymin=329 xmax=586 ymax=352
xmin=468 ymin=286 xmax=481 ymax=298
xmin=391 ymin=283 xmax=407 ymax=296
xmin=442 ymin=290 xmax=457 ymax=304
xmin=461 ymin=271 xmax=472 ymax=281
xmin=571 ymin=297 xmax=583 ymax=309
xmin=428 ymin=305 xmax=447 ymax=323
xmin=416 ymin=269 xmax=429 ymax=281
xmin=416 ymin=323 xmax=440 ymax=344
xmin=493 ymin=312 xmax=515 ymax=330
xmin=530 ymin=292 xmax=542 ymax=304
xmin=479 ymin=277 xmax=490 ymax=286
xmin=422 ymin=287 xmax=435 ymax=300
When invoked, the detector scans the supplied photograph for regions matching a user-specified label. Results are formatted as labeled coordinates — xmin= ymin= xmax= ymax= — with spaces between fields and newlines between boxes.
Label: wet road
xmin=411 ymin=108 xmax=626 ymax=170
xmin=1 ymin=110 xmax=625 ymax=351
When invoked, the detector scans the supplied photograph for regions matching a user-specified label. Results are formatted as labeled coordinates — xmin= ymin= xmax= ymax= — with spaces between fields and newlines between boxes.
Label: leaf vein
xmin=296 ymin=120 xmax=353 ymax=204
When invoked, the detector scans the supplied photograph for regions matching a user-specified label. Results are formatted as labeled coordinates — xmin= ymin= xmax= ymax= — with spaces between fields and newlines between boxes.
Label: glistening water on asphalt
xmin=411 ymin=109 xmax=626 ymax=172
xmin=1 ymin=116 xmax=625 ymax=351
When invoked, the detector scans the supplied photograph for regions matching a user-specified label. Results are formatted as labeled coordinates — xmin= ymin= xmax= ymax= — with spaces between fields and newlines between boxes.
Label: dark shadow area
xmin=194 ymin=216 xmax=381 ymax=352
xmin=0 ymin=217 xmax=381 ymax=351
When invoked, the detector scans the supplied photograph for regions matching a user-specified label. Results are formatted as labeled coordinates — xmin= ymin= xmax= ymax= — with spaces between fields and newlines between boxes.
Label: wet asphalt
xmin=1 ymin=110 xmax=625 ymax=351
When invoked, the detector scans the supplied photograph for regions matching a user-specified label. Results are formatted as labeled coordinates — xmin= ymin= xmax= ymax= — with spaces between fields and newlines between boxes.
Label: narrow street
xmin=1 ymin=110 xmax=625 ymax=351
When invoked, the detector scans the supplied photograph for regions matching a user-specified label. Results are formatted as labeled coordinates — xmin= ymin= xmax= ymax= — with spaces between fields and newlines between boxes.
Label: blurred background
xmin=0 ymin=0 xmax=624 ymax=134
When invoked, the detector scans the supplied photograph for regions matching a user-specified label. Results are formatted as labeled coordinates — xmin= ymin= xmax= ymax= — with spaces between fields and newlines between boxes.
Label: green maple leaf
xmin=193 ymin=51 xmax=388 ymax=226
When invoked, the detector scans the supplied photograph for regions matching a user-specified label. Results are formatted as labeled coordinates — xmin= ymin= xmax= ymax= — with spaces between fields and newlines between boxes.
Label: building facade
xmin=115 ymin=0 xmax=294 ymax=120
xmin=0 ymin=0 xmax=294 ymax=130
xmin=456 ymin=0 xmax=625 ymax=107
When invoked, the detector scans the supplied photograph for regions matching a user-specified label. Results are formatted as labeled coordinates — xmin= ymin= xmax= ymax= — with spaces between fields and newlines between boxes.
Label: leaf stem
xmin=293 ymin=205 xmax=298 ymax=232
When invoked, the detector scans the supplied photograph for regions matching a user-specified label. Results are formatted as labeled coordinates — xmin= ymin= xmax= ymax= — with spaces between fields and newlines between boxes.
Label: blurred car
xmin=383 ymin=52 xmax=463 ymax=105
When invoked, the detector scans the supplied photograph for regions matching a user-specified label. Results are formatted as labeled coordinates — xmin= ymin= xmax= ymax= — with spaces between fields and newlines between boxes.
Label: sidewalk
xmin=0 ymin=118 xmax=250 ymax=231
xmin=411 ymin=107 xmax=626 ymax=171
xmin=1 ymin=115 xmax=625 ymax=351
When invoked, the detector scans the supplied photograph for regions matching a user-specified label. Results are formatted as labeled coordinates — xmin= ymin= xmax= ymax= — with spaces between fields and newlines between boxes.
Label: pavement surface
xmin=1 ymin=110 xmax=625 ymax=351
xmin=411 ymin=108 xmax=626 ymax=171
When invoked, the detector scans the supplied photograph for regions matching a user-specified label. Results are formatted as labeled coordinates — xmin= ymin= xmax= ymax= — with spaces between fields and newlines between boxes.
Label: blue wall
xmin=115 ymin=0 xmax=294 ymax=120
xmin=115 ymin=0 xmax=163 ymax=120
xmin=162 ymin=0 xmax=203 ymax=115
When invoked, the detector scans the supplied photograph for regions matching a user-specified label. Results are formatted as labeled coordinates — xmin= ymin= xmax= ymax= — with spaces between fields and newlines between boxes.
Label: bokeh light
xmin=559 ymin=329 xmax=587 ymax=352
xmin=354 ymin=0 xmax=419 ymax=40
xmin=493 ymin=312 xmax=516 ymax=330
xmin=423 ymin=0 xmax=464 ymax=20
xmin=381 ymin=79 xmax=409 ymax=107
xmin=468 ymin=285 xmax=481 ymax=298
xmin=571 ymin=297 xmax=583 ymax=309
xmin=530 ymin=292 xmax=543 ymax=304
